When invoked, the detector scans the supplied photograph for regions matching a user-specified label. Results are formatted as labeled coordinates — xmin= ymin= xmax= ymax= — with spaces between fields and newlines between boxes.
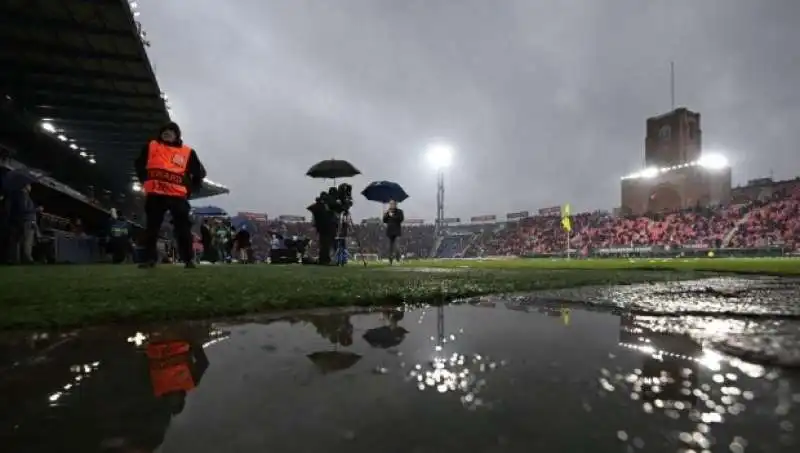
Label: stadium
xmin=1 ymin=2 xmax=799 ymax=451
xmin=0 ymin=0 xmax=798 ymax=328
xmin=227 ymin=106 xmax=798 ymax=263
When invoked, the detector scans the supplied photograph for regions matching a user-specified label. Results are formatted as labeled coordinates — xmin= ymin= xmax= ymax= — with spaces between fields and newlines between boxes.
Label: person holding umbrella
xmin=306 ymin=159 xmax=361 ymax=265
xmin=362 ymin=181 xmax=408 ymax=265
xmin=383 ymin=200 xmax=404 ymax=264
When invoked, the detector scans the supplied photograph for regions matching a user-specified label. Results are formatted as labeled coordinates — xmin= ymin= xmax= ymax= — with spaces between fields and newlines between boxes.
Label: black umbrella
xmin=362 ymin=326 xmax=409 ymax=349
xmin=306 ymin=159 xmax=360 ymax=179
xmin=307 ymin=351 xmax=362 ymax=374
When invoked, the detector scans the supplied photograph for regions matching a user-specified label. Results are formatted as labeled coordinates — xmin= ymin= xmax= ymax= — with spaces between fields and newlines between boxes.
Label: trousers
xmin=143 ymin=194 xmax=193 ymax=264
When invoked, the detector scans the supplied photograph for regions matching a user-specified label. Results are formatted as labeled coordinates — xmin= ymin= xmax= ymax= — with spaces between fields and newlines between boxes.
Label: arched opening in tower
xmin=648 ymin=185 xmax=681 ymax=213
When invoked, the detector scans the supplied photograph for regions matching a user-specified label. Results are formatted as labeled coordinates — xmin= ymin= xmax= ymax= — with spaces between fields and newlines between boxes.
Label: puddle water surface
xmin=1 ymin=279 xmax=799 ymax=452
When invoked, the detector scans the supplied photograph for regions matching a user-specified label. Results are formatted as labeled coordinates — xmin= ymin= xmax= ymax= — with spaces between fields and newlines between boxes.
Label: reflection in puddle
xmin=0 ymin=302 xmax=797 ymax=452
xmin=614 ymin=315 xmax=763 ymax=451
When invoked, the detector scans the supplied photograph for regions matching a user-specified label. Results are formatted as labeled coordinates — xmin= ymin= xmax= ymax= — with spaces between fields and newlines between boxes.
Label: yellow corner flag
xmin=561 ymin=204 xmax=572 ymax=232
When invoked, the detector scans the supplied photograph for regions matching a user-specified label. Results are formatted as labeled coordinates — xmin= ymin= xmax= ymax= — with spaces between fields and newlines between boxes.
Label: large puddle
xmin=1 ymin=277 xmax=799 ymax=452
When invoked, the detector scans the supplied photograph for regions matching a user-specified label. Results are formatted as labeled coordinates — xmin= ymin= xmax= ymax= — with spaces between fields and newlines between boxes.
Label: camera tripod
xmin=335 ymin=213 xmax=367 ymax=267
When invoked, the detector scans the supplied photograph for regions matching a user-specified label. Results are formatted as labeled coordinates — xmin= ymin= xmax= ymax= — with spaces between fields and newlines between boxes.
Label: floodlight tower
xmin=425 ymin=142 xmax=453 ymax=345
xmin=425 ymin=142 xmax=453 ymax=239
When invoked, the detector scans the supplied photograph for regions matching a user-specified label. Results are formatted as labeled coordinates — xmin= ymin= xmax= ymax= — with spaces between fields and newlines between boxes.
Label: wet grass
xmin=402 ymin=257 xmax=800 ymax=275
xmin=0 ymin=263 xmax=711 ymax=329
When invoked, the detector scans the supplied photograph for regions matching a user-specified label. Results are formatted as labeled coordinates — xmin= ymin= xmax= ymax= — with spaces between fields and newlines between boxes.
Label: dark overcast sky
xmin=137 ymin=0 xmax=800 ymax=221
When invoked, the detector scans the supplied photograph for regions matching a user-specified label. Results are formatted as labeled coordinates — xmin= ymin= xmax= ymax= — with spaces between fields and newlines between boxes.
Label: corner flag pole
xmin=566 ymin=229 xmax=571 ymax=260
xmin=561 ymin=203 xmax=571 ymax=260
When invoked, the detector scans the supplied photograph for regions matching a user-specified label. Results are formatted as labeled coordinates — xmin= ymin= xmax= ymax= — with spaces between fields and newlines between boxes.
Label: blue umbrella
xmin=230 ymin=216 xmax=250 ymax=229
xmin=361 ymin=181 xmax=409 ymax=204
xmin=191 ymin=205 xmax=228 ymax=217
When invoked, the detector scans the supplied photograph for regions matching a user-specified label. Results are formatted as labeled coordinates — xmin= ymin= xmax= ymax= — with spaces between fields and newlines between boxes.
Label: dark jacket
xmin=134 ymin=122 xmax=207 ymax=197
xmin=200 ymin=222 xmax=213 ymax=245
xmin=6 ymin=188 xmax=37 ymax=224
xmin=383 ymin=208 xmax=404 ymax=238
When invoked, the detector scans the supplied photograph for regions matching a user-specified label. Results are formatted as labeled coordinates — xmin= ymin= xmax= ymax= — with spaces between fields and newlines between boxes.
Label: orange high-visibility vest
xmin=142 ymin=140 xmax=192 ymax=198
xmin=147 ymin=341 xmax=195 ymax=397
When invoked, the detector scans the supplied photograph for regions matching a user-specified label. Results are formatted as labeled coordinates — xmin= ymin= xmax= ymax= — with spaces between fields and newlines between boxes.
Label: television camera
xmin=321 ymin=183 xmax=353 ymax=215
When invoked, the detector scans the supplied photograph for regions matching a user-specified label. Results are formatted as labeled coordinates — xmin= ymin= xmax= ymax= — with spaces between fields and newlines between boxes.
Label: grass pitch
xmin=0 ymin=257 xmax=797 ymax=329
xmin=406 ymin=256 xmax=800 ymax=274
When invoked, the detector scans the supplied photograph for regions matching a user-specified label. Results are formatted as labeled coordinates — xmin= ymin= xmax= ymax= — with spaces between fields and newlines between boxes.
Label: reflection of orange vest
xmin=147 ymin=341 xmax=195 ymax=397
xmin=143 ymin=140 xmax=192 ymax=198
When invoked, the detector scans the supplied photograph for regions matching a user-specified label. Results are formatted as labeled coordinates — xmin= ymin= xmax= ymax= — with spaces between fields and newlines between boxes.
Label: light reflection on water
xmin=0 ymin=301 xmax=797 ymax=452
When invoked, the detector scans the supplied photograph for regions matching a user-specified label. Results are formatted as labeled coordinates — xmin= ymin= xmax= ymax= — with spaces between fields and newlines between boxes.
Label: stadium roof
xmin=0 ymin=0 xmax=228 ymax=200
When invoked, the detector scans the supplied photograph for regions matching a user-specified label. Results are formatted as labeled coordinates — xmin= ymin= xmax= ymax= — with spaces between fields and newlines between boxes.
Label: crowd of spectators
xmin=728 ymin=184 xmax=800 ymax=250
xmin=465 ymin=181 xmax=799 ymax=256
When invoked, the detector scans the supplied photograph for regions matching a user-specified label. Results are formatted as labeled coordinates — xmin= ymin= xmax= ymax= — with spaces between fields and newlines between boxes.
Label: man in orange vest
xmin=134 ymin=122 xmax=206 ymax=268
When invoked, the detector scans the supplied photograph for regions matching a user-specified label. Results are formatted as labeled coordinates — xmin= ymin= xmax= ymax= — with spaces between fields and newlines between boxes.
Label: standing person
xmin=134 ymin=122 xmax=206 ymax=269
xmin=234 ymin=225 xmax=251 ymax=263
xmin=213 ymin=219 xmax=228 ymax=263
xmin=224 ymin=220 xmax=235 ymax=261
xmin=108 ymin=210 xmax=133 ymax=264
xmin=5 ymin=182 xmax=38 ymax=264
xmin=382 ymin=199 xmax=404 ymax=265
xmin=308 ymin=193 xmax=334 ymax=264
xmin=200 ymin=218 xmax=213 ymax=262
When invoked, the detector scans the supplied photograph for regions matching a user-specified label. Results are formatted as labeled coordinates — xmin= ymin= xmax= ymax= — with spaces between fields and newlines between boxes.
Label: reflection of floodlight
xmin=426 ymin=143 xmax=454 ymax=170
xmin=697 ymin=153 xmax=728 ymax=170
xmin=40 ymin=122 xmax=56 ymax=133
xmin=640 ymin=167 xmax=659 ymax=178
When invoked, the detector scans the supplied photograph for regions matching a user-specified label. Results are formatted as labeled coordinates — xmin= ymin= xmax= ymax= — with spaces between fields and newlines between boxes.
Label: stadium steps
xmin=432 ymin=236 xmax=443 ymax=258
xmin=722 ymin=209 xmax=753 ymax=248
xmin=461 ymin=233 xmax=479 ymax=257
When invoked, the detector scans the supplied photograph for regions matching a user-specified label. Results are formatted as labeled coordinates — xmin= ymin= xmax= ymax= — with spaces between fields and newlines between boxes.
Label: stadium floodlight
xmin=88 ymin=158 xmax=96 ymax=164
xmin=40 ymin=121 xmax=56 ymax=133
xmin=69 ymin=144 xmax=78 ymax=150
xmin=425 ymin=142 xmax=454 ymax=170
xmin=56 ymin=134 xmax=67 ymax=142
xmin=697 ymin=153 xmax=728 ymax=170
xmin=640 ymin=167 xmax=659 ymax=178
xmin=132 ymin=182 xmax=142 ymax=192
xmin=79 ymin=151 xmax=88 ymax=157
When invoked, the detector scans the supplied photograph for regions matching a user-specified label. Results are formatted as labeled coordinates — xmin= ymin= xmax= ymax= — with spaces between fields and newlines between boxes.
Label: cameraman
xmin=383 ymin=199 xmax=404 ymax=264
xmin=308 ymin=193 xmax=335 ymax=264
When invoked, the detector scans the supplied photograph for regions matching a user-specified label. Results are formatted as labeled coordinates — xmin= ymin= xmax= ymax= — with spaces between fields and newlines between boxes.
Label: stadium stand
xmin=236 ymin=176 xmax=798 ymax=262
xmin=1 ymin=0 xmax=228 ymax=264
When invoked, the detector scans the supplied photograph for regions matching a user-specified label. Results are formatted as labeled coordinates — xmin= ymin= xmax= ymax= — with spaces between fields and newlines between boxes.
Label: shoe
xmin=185 ymin=261 xmax=196 ymax=269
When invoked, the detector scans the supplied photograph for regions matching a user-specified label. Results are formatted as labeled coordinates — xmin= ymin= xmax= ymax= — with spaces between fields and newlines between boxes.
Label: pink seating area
xmin=467 ymin=186 xmax=799 ymax=256
xmin=728 ymin=185 xmax=800 ymax=250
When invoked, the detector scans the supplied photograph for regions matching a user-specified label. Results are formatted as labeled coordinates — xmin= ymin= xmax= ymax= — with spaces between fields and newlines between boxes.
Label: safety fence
xmin=34 ymin=230 xmax=172 ymax=264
